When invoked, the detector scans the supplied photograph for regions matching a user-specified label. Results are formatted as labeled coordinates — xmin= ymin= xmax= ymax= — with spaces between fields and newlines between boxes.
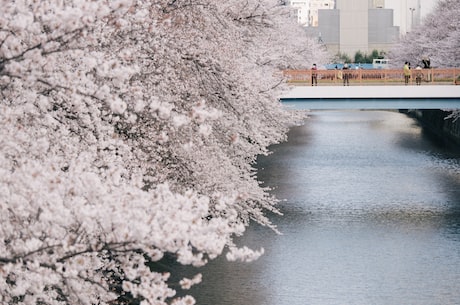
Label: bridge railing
xmin=284 ymin=68 xmax=460 ymax=85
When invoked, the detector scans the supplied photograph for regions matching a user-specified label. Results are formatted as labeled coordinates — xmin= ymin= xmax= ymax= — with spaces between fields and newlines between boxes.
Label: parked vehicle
xmin=372 ymin=58 xmax=390 ymax=69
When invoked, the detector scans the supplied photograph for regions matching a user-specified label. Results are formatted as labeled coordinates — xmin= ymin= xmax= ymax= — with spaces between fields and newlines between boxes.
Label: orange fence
xmin=284 ymin=68 xmax=460 ymax=85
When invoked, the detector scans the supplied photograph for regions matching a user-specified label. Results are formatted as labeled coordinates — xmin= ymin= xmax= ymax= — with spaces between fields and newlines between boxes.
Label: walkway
xmin=280 ymin=85 xmax=460 ymax=109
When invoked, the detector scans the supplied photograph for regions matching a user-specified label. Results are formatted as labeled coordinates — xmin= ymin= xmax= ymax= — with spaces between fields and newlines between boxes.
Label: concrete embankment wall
xmin=406 ymin=110 xmax=460 ymax=146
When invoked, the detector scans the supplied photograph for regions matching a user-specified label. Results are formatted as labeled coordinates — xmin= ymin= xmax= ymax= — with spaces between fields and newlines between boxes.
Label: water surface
xmin=181 ymin=110 xmax=460 ymax=305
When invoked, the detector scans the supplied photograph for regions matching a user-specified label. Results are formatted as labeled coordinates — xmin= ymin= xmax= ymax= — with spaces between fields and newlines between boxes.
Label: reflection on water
xmin=180 ymin=110 xmax=460 ymax=305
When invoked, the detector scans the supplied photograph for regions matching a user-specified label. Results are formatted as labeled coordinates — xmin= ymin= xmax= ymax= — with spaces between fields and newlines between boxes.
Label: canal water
xmin=181 ymin=110 xmax=460 ymax=305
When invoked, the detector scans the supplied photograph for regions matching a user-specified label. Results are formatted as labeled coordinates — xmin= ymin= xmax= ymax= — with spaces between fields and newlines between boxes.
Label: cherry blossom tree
xmin=389 ymin=0 xmax=460 ymax=68
xmin=1 ymin=0 xmax=326 ymax=304
xmin=389 ymin=0 xmax=460 ymax=121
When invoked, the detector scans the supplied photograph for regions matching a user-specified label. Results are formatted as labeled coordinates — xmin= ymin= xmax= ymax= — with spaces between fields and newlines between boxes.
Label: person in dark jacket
xmin=342 ymin=63 xmax=349 ymax=86
xmin=311 ymin=64 xmax=318 ymax=86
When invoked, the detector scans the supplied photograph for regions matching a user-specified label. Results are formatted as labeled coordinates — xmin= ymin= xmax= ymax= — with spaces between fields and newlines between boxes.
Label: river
xmin=178 ymin=110 xmax=460 ymax=305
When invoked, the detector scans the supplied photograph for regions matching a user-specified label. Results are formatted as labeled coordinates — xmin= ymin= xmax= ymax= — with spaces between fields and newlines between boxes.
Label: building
xmin=368 ymin=6 xmax=399 ymax=51
xmin=306 ymin=0 xmax=399 ymax=57
xmin=336 ymin=0 xmax=369 ymax=55
xmin=385 ymin=0 xmax=421 ymax=35
xmin=288 ymin=0 xmax=335 ymax=27
xmin=371 ymin=0 xmax=385 ymax=8
xmin=289 ymin=0 xmax=310 ymax=26
xmin=309 ymin=0 xmax=335 ymax=26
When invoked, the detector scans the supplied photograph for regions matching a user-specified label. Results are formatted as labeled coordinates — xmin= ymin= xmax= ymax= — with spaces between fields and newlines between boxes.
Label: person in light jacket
xmin=404 ymin=62 xmax=411 ymax=85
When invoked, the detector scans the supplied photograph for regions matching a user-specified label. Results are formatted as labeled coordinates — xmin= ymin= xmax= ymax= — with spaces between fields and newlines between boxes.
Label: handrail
xmin=284 ymin=68 xmax=460 ymax=85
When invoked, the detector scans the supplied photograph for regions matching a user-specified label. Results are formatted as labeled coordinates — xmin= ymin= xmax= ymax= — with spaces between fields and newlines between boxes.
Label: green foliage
xmin=354 ymin=49 xmax=385 ymax=63
xmin=335 ymin=49 xmax=385 ymax=63
xmin=354 ymin=51 xmax=366 ymax=63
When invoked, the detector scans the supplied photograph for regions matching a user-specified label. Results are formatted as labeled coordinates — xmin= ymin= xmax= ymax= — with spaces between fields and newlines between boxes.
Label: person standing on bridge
xmin=311 ymin=63 xmax=318 ymax=86
xmin=342 ymin=63 xmax=349 ymax=86
xmin=415 ymin=65 xmax=423 ymax=85
xmin=404 ymin=62 xmax=411 ymax=85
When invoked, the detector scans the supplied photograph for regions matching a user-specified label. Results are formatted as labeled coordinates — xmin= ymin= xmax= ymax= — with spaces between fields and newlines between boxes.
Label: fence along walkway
xmin=284 ymin=68 xmax=460 ymax=85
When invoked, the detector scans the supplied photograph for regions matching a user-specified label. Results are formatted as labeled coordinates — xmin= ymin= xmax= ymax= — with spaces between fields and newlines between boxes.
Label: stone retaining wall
xmin=407 ymin=110 xmax=460 ymax=146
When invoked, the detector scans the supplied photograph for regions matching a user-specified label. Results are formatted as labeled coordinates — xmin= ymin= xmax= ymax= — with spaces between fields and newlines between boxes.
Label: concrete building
xmin=368 ymin=7 xmax=399 ymax=51
xmin=336 ymin=0 xmax=369 ymax=55
xmin=306 ymin=0 xmax=399 ymax=57
xmin=385 ymin=0 xmax=421 ymax=35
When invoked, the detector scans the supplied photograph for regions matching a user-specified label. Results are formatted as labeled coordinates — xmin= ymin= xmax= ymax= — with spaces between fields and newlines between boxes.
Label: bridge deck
xmin=280 ymin=85 xmax=460 ymax=109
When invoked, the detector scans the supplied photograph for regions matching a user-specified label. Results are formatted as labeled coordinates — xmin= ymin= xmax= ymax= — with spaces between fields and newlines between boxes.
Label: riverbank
xmin=404 ymin=109 xmax=460 ymax=147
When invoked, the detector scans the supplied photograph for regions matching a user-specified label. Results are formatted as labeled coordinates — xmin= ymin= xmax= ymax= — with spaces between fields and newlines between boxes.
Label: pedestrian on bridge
xmin=311 ymin=63 xmax=318 ymax=86
xmin=342 ymin=63 xmax=350 ymax=86
xmin=404 ymin=62 xmax=411 ymax=85
xmin=415 ymin=65 xmax=423 ymax=85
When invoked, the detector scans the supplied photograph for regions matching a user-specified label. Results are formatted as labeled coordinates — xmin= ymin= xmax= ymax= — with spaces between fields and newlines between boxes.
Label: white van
xmin=372 ymin=59 xmax=390 ymax=69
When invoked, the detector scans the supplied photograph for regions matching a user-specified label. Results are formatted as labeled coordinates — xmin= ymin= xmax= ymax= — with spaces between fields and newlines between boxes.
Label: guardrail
xmin=284 ymin=68 xmax=460 ymax=85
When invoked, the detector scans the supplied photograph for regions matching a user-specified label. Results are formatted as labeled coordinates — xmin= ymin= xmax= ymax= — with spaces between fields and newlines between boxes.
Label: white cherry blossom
xmin=0 ymin=0 xmax=326 ymax=304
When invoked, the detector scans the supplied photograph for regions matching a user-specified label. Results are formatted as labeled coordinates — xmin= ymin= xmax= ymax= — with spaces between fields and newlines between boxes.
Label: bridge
xmin=280 ymin=85 xmax=460 ymax=110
